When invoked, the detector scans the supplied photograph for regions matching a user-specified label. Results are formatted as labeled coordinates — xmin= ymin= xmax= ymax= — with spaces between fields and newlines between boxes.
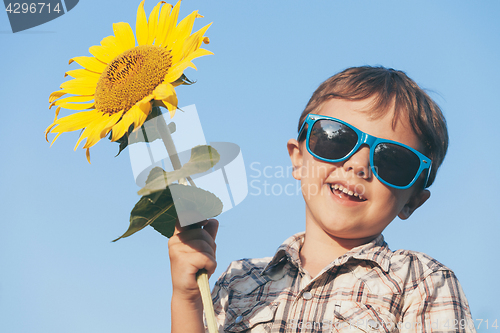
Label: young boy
xmin=169 ymin=66 xmax=475 ymax=332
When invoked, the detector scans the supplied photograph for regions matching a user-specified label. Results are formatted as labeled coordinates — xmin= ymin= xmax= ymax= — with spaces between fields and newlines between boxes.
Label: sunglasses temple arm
xmin=423 ymin=163 xmax=432 ymax=188
xmin=297 ymin=122 xmax=308 ymax=140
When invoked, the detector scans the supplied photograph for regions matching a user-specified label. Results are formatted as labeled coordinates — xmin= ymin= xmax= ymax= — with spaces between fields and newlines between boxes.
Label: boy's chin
xmin=319 ymin=225 xmax=384 ymax=243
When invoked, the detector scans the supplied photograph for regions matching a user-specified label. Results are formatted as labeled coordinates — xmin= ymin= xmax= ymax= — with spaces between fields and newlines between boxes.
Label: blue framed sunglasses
xmin=298 ymin=114 xmax=432 ymax=189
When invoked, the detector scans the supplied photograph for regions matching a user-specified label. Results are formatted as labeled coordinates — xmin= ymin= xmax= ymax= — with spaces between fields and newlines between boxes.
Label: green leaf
xmin=172 ymin=73 xmax=195 ymax=86
xmin=113 ymin=124 xmax=134 ymax=156
xmin=138 ymin=145 xmax=220 ymax=196
xmin=151 ymin=185 xmax=223 ymax=238
xmin=112 ymin=189 xmax=175 ymax=242
xmin=112 ymin=184 xmax=223 ymax=241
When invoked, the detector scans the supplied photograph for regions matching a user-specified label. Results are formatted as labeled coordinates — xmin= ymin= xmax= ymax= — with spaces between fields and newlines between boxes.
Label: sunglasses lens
xmin=373 ymin=143 xmax=421 ymax=187
xmin=309 ymin=120 xmax=358 ymax=160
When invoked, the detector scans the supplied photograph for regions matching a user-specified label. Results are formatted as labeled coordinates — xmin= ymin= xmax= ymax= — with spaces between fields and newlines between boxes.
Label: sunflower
xmin=45 ymin=0 xmax=212 ymax=162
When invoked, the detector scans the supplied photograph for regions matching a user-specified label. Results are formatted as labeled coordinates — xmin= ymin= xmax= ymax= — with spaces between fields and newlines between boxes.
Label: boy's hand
xmin=168 ymin=218 xmax=219 ymax=302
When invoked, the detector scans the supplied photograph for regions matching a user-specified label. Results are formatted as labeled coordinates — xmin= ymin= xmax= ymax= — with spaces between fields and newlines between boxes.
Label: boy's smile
xmin=330 ymin=183 xmax=367 ymax=202
xmin=288 ymin=97 xmax=431 ymax=249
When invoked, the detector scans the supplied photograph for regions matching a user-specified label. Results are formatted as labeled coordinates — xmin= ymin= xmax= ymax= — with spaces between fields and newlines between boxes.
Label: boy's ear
xmin=287 ymin=138 xmax=303 ymax=180
xmin=398 ymin=189 xmax=431 ymax=220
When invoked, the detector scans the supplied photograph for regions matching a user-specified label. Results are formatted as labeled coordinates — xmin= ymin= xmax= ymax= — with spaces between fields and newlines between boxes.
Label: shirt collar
xmin=262 ymin=232 xmax=392 ymax=275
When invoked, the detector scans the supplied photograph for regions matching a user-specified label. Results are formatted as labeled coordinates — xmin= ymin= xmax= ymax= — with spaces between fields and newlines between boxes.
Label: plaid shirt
xmin=210 ymin=232 xmax=475 ymax=333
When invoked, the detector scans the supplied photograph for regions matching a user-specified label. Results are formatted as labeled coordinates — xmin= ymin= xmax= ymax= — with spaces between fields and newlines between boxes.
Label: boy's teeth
xmin=330 ymin=184 xmax=365 ymax=201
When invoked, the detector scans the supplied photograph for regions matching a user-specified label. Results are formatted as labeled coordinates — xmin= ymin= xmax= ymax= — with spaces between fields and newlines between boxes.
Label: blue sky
xmin=1 ymin=1 xmax=499 ymax=332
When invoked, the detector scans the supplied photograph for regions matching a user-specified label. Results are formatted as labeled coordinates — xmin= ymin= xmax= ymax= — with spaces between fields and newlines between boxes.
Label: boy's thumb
xmin=172 ymin=211 xmax=207 ymax=236
xmin=203 ymin=219 xmax=219 ymax=241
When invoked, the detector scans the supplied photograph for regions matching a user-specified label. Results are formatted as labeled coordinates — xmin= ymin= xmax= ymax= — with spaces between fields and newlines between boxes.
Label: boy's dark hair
xmin=298 ymin=66 xmax=448 ymax=187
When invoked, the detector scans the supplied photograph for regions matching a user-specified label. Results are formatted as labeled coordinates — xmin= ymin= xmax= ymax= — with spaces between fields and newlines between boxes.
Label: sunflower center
xmin=95 ymin=45 xmax=172 ymax=114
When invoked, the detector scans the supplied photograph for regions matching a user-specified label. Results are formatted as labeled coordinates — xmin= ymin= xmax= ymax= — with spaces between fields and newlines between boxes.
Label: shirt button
xmin=367 ymin=319 xmax=379 ymax=329
xmin=302 ymin=291 xmax=313 ymax=300
xmin=235 ymin=315 xmax=243 ymax=324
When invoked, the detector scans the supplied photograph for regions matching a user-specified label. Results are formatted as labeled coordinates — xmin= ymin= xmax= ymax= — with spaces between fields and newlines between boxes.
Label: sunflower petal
xmin=163 ymin=69 xmax=184 ymax=85
xmin=129 ymin=104 xmax=149 ymax=131
xmin=113 ymin=22 xmax=136 ymax=52
xmin=49 ymin=133 xmax=62 ymax=147
xmin=82 ymin=128 xmax=103 ymax=148
xmin=89 ymin=44 xmax=116 ymax=64
xmin=70 ymin=56 xmax=107 ymax=73
xmin=162 ymin=59 xmax=190 ymax=83
xmin=58 ymin=102 xmax=95 ymax=111
xmin=170 ymin=22 xmax=211 ymax=65
xmin=65 ymin=69 xmax=101 ymax=79
xmin=60 ymin=77 xmax=98 ymax=89
xmin=49 ymin=110 xmax=103 ymax=134
xmin=155 ymin=2 xmax=173 ymax=46
xmin=74 ymin=132 xmax=88 ymax=151
xmin=102 ymin=110 xmax=124 ymax=137
xmin=74 ymin=116 xmax=108 ymax=150
xmin=178 ymin=47 xmax=213 ymax=70
xmin=153 ymin=83 xmax=176 ymax=100
xmin=46 ymin=107 xmax=62 ymax=139
xmin=134 ymin=96 xmax=153 ymax=124
xmin=59 ymin=78 xmax=97 ymax=96
xmin=59 ymin=86 xmax=95 ymax=96
xmin=171 ymin=10 xmax=198 ymax=44
xmin=100 ymin=35 xmax=122 ymax=57
xmin=49 ymin=90 xmax=66 ymax=104
xmin=147 ymin=1 xmax=163 ymax=45
xmin=165 ymin=102 xmax=177 ymax=118
xmin=111 ymin=112 xmax=134 ymax=142
xmin=189 ymin=47 xmax=214 ymax=60
xmin=53 ymin=95 xmax=94 ymax=106
xmin=152 ymin=83 xmax=178 ymax=117
xmin=136 ymin=0 xmax=148 ymax=46
xmin=158 ymin=0 xmax=180 ymax=47
xmin=163 ymin=51 xmax=210 ymax=83
xmin=111 ymin=102 xmax=150 ymax=141
xmin=83 ymin=112 xmax=122 ymax=149
xmin=86 ymin=149 xmax=91 ymax=164
xmin=179 ymin=23 xmax=212 ymax=62
xmin=45 ymin=123 xmax=58 ymax=142
xmin=54 ymin=106 xmax=61 ymax=121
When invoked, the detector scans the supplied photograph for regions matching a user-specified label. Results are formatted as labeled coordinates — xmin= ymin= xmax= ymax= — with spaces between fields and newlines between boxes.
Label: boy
xmin=169 ymin=66 xmax=475 ymax=332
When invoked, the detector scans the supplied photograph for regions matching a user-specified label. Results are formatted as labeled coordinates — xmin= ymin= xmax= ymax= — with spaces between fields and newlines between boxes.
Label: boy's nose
xmin=342 ymin=146 xmax=371 ymax=180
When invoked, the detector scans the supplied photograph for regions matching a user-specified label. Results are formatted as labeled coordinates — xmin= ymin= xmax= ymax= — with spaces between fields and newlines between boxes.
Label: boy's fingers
xmin=203 ymin=219 xmax=219 ymax=241
xmin=170 ymin=219 xmax=218 ymax=254
xmin=174 ymin=238 xmax=215 ymax=259
xmin=173 ymin=219 xmax=183 ymax=236
xmin=172 ymin=217 xmax=207 ymax=236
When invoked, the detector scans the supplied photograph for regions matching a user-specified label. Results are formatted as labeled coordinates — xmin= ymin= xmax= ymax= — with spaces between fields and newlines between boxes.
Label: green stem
xmin=154 ymin=107 xmax=196 ymax=186
xmin=154 ymin=106 xmax=217 ymax=333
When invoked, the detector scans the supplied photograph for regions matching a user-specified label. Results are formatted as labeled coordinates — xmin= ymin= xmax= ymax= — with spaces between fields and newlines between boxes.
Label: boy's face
xmin=288 ymin=97 xmax=430 ymax=243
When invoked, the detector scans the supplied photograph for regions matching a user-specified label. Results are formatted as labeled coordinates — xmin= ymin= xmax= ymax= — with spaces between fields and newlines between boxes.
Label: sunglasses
xmin=298 ymin=114 xmax=432 ymax=189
